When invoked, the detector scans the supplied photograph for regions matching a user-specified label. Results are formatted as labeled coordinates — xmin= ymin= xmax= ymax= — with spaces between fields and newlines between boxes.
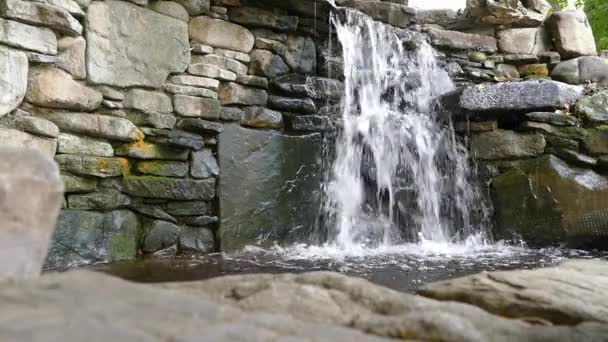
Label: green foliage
xmin=585 ymin=0 xmax=608 ymax=50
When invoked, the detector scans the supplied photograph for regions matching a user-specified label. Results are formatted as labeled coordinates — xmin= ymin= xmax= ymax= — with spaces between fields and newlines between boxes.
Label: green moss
xmin=586 ymin=0 xmax=608 ymax=51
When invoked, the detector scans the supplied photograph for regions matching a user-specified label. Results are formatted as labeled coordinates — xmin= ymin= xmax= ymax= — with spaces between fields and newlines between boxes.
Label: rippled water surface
xmin=91 ymin=243 xmax=607 ymax=292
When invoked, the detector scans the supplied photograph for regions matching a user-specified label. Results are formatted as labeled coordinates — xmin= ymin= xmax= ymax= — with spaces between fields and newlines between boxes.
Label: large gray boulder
xmin=548 ymin=10 xmax=597 ymax=59
xmin=421 ymin=260 xmax=608 ymax=325
xmin=459 ymin=80 xmax=584 ymax=113
xmin=465 ymin=0 xmax=551 ymax=27
xmin=86 ymin=0 xmax=190 ymax=88
xmin=427 ymin=26 xmax=497 ymax=53
xmin=0 ymin=46 xmax=27 ymax=117
xmin=0 ymin=148 xmax=63 ymax=279
xmin=497 ymin=27 xmax=551 ymax=54
xmin=492 ymin=155 xmax=608 ymax=246
xmin=46 ymin=210 xmax=138 ymax=268
xmin=551 ymin=56 xmax=608 ymax=85
xmin=218 ymin=124 xmax=322 ymax=251
xmin=189 ymin=16 xmax=254 ymax=53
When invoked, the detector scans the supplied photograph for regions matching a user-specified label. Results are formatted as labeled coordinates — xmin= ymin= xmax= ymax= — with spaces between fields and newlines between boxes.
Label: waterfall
xmin=321 ymin=8 xmax=491 ymax=250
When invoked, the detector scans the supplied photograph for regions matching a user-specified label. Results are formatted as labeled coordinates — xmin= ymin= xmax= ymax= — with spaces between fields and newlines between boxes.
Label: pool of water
xmin=89 ymin=242 xmax=608 ymax=292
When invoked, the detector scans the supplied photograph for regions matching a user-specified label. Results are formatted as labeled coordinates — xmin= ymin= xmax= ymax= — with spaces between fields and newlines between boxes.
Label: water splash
xmin=321 ymin=8 xmax=491 ymax=251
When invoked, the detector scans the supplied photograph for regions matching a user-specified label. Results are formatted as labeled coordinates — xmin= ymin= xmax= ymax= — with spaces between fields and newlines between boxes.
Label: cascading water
xmin=321 ymin=7 xmax=491 ymax=250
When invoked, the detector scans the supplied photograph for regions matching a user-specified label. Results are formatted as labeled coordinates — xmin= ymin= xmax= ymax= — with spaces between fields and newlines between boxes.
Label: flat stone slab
xmin=218 ymin=124 xmax=322 ymax=251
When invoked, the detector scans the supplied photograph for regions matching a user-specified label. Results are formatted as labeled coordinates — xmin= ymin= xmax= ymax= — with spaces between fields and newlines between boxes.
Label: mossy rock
xmin=468 ymin=52 xmax=487 ymax=63
xmin=493 ymin=155 xmax=608 ymax=246
xmin=519 ymin=64 xmax=549 ymax=77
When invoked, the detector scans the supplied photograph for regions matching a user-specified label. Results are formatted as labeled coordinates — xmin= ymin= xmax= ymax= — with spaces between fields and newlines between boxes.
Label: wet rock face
xmin=493 ymin=155 xmax=608 ymax=246
xmin=0 ymin=148 xmax=64 ymax=279
xmin=218 ymin=124 xmax=322 ymax=251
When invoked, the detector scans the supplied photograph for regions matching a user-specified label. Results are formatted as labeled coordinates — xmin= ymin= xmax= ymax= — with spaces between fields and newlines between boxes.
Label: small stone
xmin=164 ymin=84 xmax=218 ymax=99
xmin=131 ymin=204 xmax=177 ymax=223
xmin=255 ymin=37 xmax=288 ymax=56
xmin=219 ymin=83 xmax=268 ymax=106
xmin=25 ymin=53 xmax=58 ymax=64
xmin=173 ymin=0 xmax=210 ymax=15
xmin=165 ymin=201 xmax=208 ymax=216
xmin=173 ymin=94 xmax=221 ymax=120
xmin=26 ymin=66 xmax=103 ymax=111
xmin=187 ymin=64 xmax=236 ymax=82
xmin=16 ymin=116 xmax=59 ymax=138
xmin=268 ymin=95 xmax=315 ymax=114
xmin=102 ymin=100 xmax=122 ymax=110
xmin=140 ymin=128 xmax=204 ymax=150
xmin=518 ymin=64 xmax=549 ymax=77
xmin=136 ymin=161 xmax=189 ymax=178
xmin=179 ymin=215 xmax=218 ymax=227
xmin=228 ymin=6 xmax=298 ymax=32
xmin=289 ymin=115 xmax=334 ymax=132
xmin=191 ymin=149 xmax=219 ymax=179
xmin=468 ymin=52 xmax=487 ymax=63
xmin=214 ymin=48 xmax=250 ymax=63
xmin=56 ymin=36 xmax=86 ymax=80
xmin=221 ymin=107 xmax=244 ymax=121
xmin=62 ymin=173 xmax=97 ymax=193
xmin=124 ymin=89 xmax=173 ymax=114
xmin=1 ymin=0 xmax=83 ymax=36
xmin=242 ymin=106 xmax=283 ymax=129
xmin=191 ymin=54 xmax=248 ymax=75
xmin=143 ymin=220 xmax=181 ymax=253
xmin=189 ymin=16 xmax=254 ymax=53
xmin=170 ymin=75 xmax=219 ymax=90
xmin=0 ymin=18 xmax=57 ymax=55
xmin=126 ymin=112 xmax=176 ymax=130
xmin=118 ymin=176 xmax=216 ymax=200
xmin=284 ymin=35 xmax=316 ymax=74
xmin=55 ymin=154 xmax=128 ymax=178
xmin=96 ymin=86 xmax=125 ymax=101
xmin=179 ymin=226 xmax=215 ymax=253
xmin=177 ymin=118 xmax=223 ymax=135
xmin=546 ymin=148 xmax=598 ymax=168
xmin=68 ymin=189 xmax=131 ymax=210
xmin=149 ymin=1 xmax=189 ymax=22
xmin=249 ymin=49 xmax=290 ymax=79
xmin=115 ymin=141 xmax=189 ymax=161
xmin=40 ymin=112 xmax=141 ymax=142
xmin=191 ymin=44 xmax=214 ymax=55
xmin=57 ymin=133 xmax=114 ymax=157
xmin=525 ymin=112 xmax=577 ymax=127
xmin=236 ymin=75 xmax=269 ymax=89
xmin=495 ymin=64 xmax=520 ymax=80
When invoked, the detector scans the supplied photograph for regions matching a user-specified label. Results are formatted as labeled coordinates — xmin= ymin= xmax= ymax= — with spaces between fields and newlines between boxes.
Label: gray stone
xmin=26 ymin=66 xmax=103 ymax=111
xmin=164 ymin=84 xmax=218 ymax=99
xmin=139 ymin=128 xmax=204 ymax=150
xmin=249 ymin=49 xmax=290 ymax=79
xmin=220 ymin=107 xmax=244 ymax=121
xmin=214 ymin=48 xmax=250 ymax=63
xmin=289 ymin=115 xmax=334 ymax=132
xmin=0 ymin=46 xmax=27 ymax=117
xmin=219 ymin=124 xmax=321 ymax=251
xmin=149 ymin=1 xmax=189 ymax=21
xmin=421 ymin=260 xmax=608 ymax=325
xmin=46 ymin=0 xmax=85 ymax=17
xmin=55 ymin=154 xmax=127 ymax=178
xmin=192 ymin=54 xmax=248 ymax=75
xmin=187 ymin=63 xmax=237 ymax=81
xmin=255 ymin=37 xmax=288 ymax=56
xmin=219 ymin=82 xmax=268 ymax=106
xmin=0 ymin=128 xmax=56 ymax=158
xmin=471 ymin=130 xmax=546 ymax=160
xmin=68 ymin=189 xmax=131 ymax=210
xmin=242 ymin=106 xmax=283 ymax=129
xmin=576 ymin=91 xmax=608 ymax=124
xmin=459 ymin=81 xmax=584 ymax=113
xmin=582 ymin=127 xmax=608 ymax=156
xmin=179 ymin=215 xmax=218 ymax=227
xmin=16 ymin=116 xmax=59 ymax=138
xmin=236 ymin=75 xmax=268 ymax=89
xmin=124 ymin=89 xmax=172 ymax=114
xmin=40 ymin=112 xmax=141 ymax=142
xmin=165 ymin=201 xmax=207 ymax=216
xmin=62 ymin=173 xmax=96 ymax=193
xmin=427 ymin=26 xmax=497 ymax=53
xmin=126 ymin=112 xmax=176 ymax=130
xmin=170 ymin=75 xmax=219 ymax=90
xmin=268 ymin=95 xmax=315 ymax=114
xmin=172 ymin=0 xmax=209 ymax=16
xmin=115 ymin=142 xmax=189 ymax=161
xmin=191 ymin=149 xmax=219 ymax=179
xmin=0 ymin=18 xmax=57 ymax=55
xmin=57 ymin=133 xmax=114 ymax=157
xmin=56 ymin=36 xmax=86 ymax=79
xmin=25 ymin=52 xmax=58 ymax=64
xmin=86 ymin=0 xmax=190 ymax=88
xmin=179 ymin=226 xmax=214 ymax=253
xmin=96 ymin=86 xmax=124 ymax=101
xmin=548 ymin=10 xmax=597 ymax=59
xmin=135 ymin=161 xmax=189 ymax=178
xmin=547 ymin=148 xmax=598 ymax=168
xmin=119 ymin=176 xmax=216 ymax=200
xmin=284 ymin=35 xmax=316 ymax=74
xmin=0 ymin=148 xmax=63 ymax=279
xmin=228 ymin=6 xmax=298 ymax=31
xmin=551 ymin=56 xmax=608 ymax=85
xmin=143 ymin=220 xmax=181 ymax=253
xmin=189 ymin=16 xmax=254 ymax=53
xmin=130 ymin=203 xmax=177 ymax=223
xmin=191 ymin=44 xmax=214 ymax=55
xmin=497 ymin=27 xmax=551 ymax=55
xmin=173 ymin=94 xmax=221 ymax=119
xmin=335 ymin=0 xmax=416 ymax=28
xmin=465 ymin=0 xmax=550 ymax=27
xmin=0 ymin=0 xmax=82 ymax=36
xmin=503 ymin=53 xmax=539 ymax=64
xmin=491 ymin=155 xmax=608 ymax=246
xmin=47 ymin=210 xmax=138 ymax=268
xmin=176 ymin=118 xmax=223 ymax=135
xmin=495 ymin=64 xmax=520 ymax=80
xmin=525 ymin=112 xmax=578 ymax=126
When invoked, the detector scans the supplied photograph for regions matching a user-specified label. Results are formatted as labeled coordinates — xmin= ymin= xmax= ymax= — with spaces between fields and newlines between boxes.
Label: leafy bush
xmin=585 ymin=0 xmax=608 ymax=50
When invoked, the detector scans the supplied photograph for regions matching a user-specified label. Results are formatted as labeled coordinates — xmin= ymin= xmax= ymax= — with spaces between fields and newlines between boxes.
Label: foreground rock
xmin=0 ymin=148 xmax=63 ymax=279
xmin=218 ymin=124 xmax=322 ymax=251
xmin=420 ymin=260 xmax=608 ymax=325
xmin=493 ymin=155 xmax=608 ymax=246
xmin=0 ymin=47 xmax=27 ymax=117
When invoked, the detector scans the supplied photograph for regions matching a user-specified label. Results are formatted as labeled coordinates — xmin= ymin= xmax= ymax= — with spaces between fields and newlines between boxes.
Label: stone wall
xmin=0 ymin=0 xmax=342 ymax=268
